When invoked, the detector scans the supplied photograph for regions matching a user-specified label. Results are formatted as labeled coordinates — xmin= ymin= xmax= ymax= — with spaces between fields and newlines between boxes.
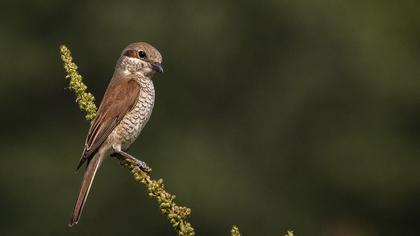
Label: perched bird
xmin=69 ymin=42 xmax=163 ymax=227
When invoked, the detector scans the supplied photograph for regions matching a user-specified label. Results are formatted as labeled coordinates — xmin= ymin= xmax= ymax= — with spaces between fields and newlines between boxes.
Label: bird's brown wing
xmin=76 ymin=75 xmax=140 ymax=170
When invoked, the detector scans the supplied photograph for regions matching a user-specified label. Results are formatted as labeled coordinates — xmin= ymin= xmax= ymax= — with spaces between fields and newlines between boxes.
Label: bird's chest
xmin=115 ymin=83 xmax=155 ymax=148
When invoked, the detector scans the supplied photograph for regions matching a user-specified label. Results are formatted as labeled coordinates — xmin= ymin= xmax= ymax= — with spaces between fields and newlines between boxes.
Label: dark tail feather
xmin=68 ymin=153 xmax=103 ymax=227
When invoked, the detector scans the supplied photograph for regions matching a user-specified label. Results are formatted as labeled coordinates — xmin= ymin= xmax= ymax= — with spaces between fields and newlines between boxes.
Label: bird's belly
xmin=112 ymin=90 xmax=154 ymax=150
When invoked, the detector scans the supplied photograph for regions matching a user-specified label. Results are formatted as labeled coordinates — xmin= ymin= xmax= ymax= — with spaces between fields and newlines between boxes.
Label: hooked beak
xmin=151 ymin=63 xmax=164 ymax=73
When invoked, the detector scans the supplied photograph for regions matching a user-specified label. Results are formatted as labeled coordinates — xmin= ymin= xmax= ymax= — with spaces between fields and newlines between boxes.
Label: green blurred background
xmin=1 ymin=0 xmax=420 ymax=235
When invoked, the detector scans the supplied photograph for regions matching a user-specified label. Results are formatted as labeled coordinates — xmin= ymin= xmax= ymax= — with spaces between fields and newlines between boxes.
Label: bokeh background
xmin=1 ymin=0 xmax=420 ymax=235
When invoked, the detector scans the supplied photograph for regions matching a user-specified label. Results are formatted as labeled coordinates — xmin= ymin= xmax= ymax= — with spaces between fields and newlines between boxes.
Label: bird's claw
xmin=112 ymin=149 xmax=151 ymax=173
xmin=134 ymin=159 xmax=152 ymax=173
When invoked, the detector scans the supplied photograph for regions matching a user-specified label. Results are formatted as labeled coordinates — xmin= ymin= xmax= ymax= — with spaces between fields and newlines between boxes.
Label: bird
xmin=68 ymin=42 xmax=163 ymax=227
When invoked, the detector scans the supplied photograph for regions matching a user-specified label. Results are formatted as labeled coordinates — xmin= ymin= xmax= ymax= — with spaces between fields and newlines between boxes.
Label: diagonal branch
xmin=60 ymin=45 xmax=97 ymax=122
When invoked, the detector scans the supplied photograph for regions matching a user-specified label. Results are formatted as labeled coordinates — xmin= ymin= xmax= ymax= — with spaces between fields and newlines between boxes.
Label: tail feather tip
xmin=68 ymin=220 xmax=78 ymax=228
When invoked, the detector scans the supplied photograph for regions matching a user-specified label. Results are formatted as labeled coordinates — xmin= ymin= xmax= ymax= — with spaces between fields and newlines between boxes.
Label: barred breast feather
xmin=113 ymin=77 xmax=155 ymax=150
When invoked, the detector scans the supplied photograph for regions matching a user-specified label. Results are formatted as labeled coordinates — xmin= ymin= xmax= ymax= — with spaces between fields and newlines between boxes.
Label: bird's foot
xmin=113 ymin=150 xmax=151 ymax=173
xmin=132 ymin=159 xmax=151 ymax=173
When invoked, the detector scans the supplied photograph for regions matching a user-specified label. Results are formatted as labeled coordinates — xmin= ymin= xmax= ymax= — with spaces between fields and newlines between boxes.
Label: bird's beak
xmin=152 ymin=63 xmax=164 ymax=73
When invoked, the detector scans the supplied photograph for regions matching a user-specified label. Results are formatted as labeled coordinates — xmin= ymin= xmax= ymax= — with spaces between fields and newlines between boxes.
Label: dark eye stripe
xmin=124 ymin=50 xmax=138 ymax=58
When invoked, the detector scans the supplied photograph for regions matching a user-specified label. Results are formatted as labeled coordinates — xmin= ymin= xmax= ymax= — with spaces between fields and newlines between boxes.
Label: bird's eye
xmin=138 ymin=51 xmax=146 ymax=58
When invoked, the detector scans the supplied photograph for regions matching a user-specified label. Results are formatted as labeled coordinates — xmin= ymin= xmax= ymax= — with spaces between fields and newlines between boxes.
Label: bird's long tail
xmin=68 ymin=153 xmax=103 ymax=227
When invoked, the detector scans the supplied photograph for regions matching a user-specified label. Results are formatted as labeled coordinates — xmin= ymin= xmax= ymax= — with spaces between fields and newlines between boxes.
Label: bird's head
xmin=117 ymin=42 xmax=163 ymax=77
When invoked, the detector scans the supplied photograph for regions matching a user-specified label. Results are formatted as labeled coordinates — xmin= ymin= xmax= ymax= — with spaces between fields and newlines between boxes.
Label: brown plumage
xmin=69 ymin=42 xmax=163 ymax=227
xmin=77 ymin=77 xmax=140 ymax=169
